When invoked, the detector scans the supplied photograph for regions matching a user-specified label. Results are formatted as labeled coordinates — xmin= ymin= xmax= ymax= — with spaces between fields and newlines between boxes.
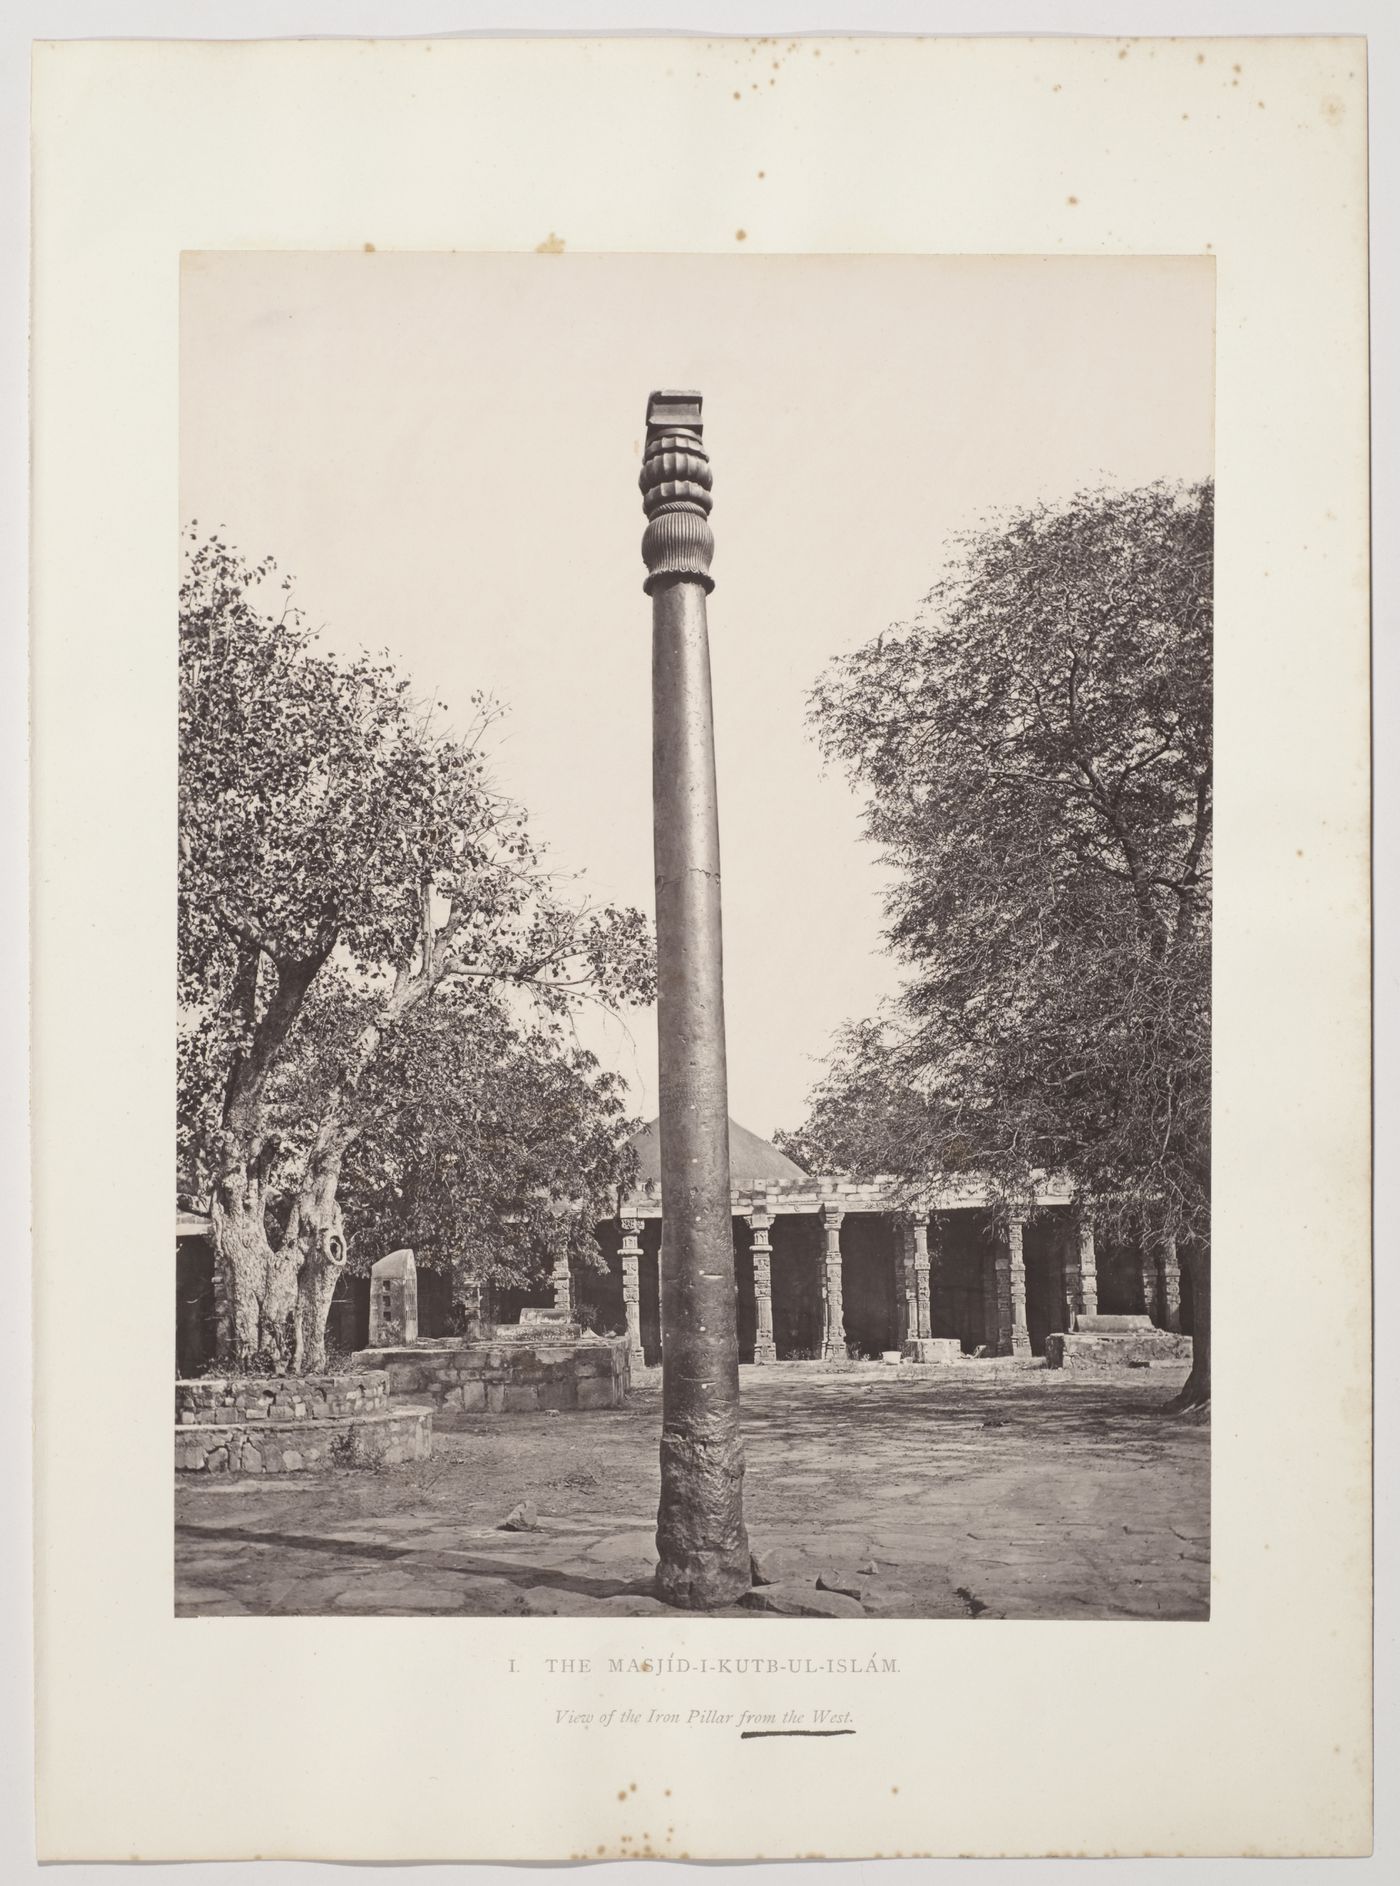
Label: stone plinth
xmin=351 ymin=1332 xmax=629 ymax=1423
xmin=1045 ymin=1322 xmax=1193 ymax=1372
xmin=174 ymin=1371 xmax=432 ymax=1472
xmin=902 ymin=1337 xmax=964 ymax=1364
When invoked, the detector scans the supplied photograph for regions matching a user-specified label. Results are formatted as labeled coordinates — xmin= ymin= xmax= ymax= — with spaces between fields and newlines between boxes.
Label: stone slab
xmin=902 ymin=1338 xmax=964 ymax=1365
xmin=1046 ymin=1329 xmax=1192 ymax=1371
xmin=738 ymin=1582 xmax=867 ymax=1619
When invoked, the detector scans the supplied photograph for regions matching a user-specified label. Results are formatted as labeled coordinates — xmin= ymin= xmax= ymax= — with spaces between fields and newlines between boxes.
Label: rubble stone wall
xmin=175 ymin=1405 xmax=431 ymax=1473
xmin=174 ymin=1371 xmax=430 ymax=1473
xmin=176 ymin=1373 xmax=390 ymax=1425
xmin=351 ymin=1336 xmax=630 ymax=1423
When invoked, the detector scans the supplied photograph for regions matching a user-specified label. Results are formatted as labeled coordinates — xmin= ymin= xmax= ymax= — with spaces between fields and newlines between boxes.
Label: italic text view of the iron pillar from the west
xmin=639 ymin=390 xmax=750 ymax=1608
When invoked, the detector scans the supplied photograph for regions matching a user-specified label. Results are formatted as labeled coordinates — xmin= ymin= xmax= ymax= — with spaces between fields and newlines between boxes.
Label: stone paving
xmin=174 ymin=1361 xmax=1208 ymax=1620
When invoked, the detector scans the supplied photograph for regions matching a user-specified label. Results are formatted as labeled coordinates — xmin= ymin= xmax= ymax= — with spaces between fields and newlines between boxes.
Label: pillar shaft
xmin=1078 ymin=1220 xmax=1099 ymax=1318
xmin=643 ymin=390 xmax=748 ymax=1609
xmin=619 ymin=1216 xmax=645 ymax=1365
xmin=895 ymin=1219 xmax=916 ymax=1346
xmin=982 ymin=1248 xmax=999 ymax=1349
xmin=1140 ymin=1248 xmax=1159 ymax=1324
xmin=1160 ymin=1233 xmax=1182 ymax=1332
xmin=1060 ymin=1218 xmax=1082 ymax=1327
xmin=819 ymin=1203 xmax=846 ymax=1360
xmin=1007 ymin=1218 xmax=1031 ymax=1355
xmin=993 ymin=1245 xmax=1013 ymax=1355
xmin=551 ymin=1249 xmax=573 ymax=1320
xmin=748 ymin=1214 xmax=777 ymax=1363
xmin=913 ymin=1215 xmax=933 ymax=1340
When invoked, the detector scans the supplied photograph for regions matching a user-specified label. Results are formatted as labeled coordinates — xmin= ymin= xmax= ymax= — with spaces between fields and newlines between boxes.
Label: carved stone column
xmin=619 ymin=1214 xmax=645 ymax=1366
xmin=1007 ymin=1218 xmax=1031 ymax=1356
xmin=819 ymin=1202 xmax=847 ymax=1361
xmin=551 ymin=1249 xmax=574 ymax=1321
xmin=982 ymin=1247 xmax=999 ymax=1349
xmin=641 ymin=389 xmax=749 ymax=1608
xmin=992 ymin=1239 xmax=1013 ymax=1356
xmin=894 ymin=1217 xmax=916 ymax=1346
xmin=1140 ymin=1247 xmax=1159 ymax=1324
xmin=1059 ymin=1216 xmax=1082 ymax=1326
xmin=1159 ymin=1234 xmax=1182 ymax=1332
xmin=747 ymin=1211 xmax=777 ymax=1364
xmin=1078 ymin=1219 xmax=1099 ymax=1319
xmin=913 ymin=1215 xmax=933 ymax=1340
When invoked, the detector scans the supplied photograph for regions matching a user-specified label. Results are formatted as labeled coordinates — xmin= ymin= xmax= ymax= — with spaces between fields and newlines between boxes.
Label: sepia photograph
xmin=175 ymin=252 xmax=1214 ymax=1622
xmin=26 ymin=22 xmax=1375 ymax=1863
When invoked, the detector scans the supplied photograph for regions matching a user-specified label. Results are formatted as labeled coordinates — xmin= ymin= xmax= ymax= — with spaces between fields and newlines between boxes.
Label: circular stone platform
xmin=174 ymin=1371 xmax=433 ymax=1472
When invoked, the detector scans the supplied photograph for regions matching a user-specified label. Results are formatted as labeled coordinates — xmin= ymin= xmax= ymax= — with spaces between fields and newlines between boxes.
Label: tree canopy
xmin=780 ymin=482 xmax=1212 ymax=1265
xmin=178 ymin=530 xmax=654 ymax=1368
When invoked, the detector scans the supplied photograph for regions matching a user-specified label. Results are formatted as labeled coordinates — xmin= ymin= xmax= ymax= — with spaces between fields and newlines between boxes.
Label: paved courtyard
xmin=175 ymin=1362 xmax=1208 ymax=1620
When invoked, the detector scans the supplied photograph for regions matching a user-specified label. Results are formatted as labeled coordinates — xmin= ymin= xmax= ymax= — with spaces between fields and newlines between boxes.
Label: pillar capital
xmin=640 ymin=390 xmax=714 ymax=594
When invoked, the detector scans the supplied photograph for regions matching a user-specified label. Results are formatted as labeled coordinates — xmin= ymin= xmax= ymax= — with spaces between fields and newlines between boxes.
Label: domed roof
xmin=626 ymin=1116 xmax=808 ymax=1187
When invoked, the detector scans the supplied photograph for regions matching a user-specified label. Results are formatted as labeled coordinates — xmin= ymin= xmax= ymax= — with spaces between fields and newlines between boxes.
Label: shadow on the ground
xmin=176 ymin=1519 xmax=654 ymax=1602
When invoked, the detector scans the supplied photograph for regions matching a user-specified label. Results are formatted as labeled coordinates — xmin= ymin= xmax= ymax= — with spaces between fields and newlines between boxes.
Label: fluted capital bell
xmin=640 ymin=389 xmax=714 ymax=595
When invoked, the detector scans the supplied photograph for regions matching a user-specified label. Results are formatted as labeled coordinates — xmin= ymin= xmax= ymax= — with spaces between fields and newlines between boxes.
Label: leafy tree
xmin=179 ymin=532 xmax=654 ymax=1370
xmin=334 ymin=985 xmax=640 ymax=1299
xmin=785 ymin=482 xmax=1212 ymax=1408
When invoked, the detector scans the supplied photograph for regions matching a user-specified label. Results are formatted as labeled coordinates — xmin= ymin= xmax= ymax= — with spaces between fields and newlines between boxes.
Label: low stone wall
xmin=902 ymin=1338 xmax=964 ymax=1364
xmin=177 ymin=1373 xmax=390 ymax=1425
xmin=175 ymin=1406 xmax=431 ymax=1473
xmin=174 ymin=1371 xmax=431 ymax=1473
xmin=351 ymin=1334 xmax=630 ymax=1423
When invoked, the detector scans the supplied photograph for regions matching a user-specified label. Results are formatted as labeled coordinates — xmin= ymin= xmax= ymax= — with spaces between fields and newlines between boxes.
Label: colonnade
xmin=574 ymin=1207 xmax=1183 ymax=1366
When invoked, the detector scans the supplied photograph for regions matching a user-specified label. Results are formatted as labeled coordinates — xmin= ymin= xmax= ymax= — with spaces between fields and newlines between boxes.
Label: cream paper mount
xmin=30 ymin=34 xmax=1370 ymax=1862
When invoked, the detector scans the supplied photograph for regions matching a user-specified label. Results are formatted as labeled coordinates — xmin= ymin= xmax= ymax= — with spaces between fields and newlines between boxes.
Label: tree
xmin=179 ymin=531 xmax=654 ymax=1369
xmin=334 ymin=985 xmax=640 ymax=1304
xmin=789 ymin=481 xmax=1212 ymax=1408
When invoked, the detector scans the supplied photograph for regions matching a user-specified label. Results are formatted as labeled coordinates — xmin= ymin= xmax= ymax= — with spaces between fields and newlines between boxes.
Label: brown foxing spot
xmin=363 ymin=242 xmax=375 ymax=252
xmin=735 ymin=228 xmax=748 ymax=242
xmin=535 ymin=232 xmax=565 ymax=254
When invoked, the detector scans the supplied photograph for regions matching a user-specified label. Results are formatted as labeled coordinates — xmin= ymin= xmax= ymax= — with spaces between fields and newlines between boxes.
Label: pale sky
xmin=181 ymin=252 xmax=1213 ymax=1139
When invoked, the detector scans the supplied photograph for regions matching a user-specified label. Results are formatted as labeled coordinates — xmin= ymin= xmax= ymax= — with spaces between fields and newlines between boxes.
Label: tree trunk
xmin=205 ymin=934 xmax=335 ymax=1370
xmin=285 ymin=936 xmax=439 ymax=1373
xmin=209 ymin=1141 xmax=297 ymax=1369
xmin=289 ymin=1150 xmax=350 ymax=1375
xmin=1167 ymin=1240 xmax=1210 ymax=1412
